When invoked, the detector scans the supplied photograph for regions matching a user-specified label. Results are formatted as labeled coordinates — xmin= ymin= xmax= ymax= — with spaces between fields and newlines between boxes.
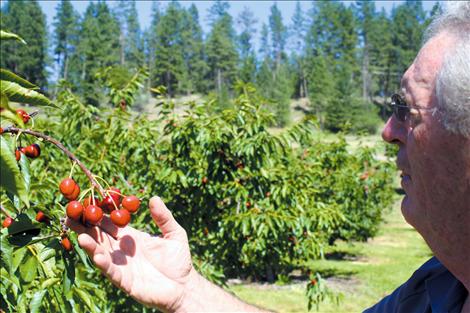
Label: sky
xmin=38 ymin=1 xmax=440 ymax=46
xmin=36 ymin=0 xmax=438 ymax=78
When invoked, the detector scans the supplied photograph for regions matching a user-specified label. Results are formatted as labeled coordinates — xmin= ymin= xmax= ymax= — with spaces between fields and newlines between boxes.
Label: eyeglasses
xmin=389 ymin=93 xmax=438 ymax=123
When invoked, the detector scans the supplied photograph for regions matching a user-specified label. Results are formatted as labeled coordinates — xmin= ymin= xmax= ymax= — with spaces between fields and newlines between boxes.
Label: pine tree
xmin=289 ymin=1 xmax=308 ymax=98
xmin=153 ymin=1 xmax=185 ymax=96
xmin=237 ymin=6 xmax=257 ymax=84
xmin=1 ymin=0 xmax=48 ymax=89
xmin=206 ymin=1 xmax=238 ymax=97
xmin=305 ymin=1 xmax=359 ymax=131
xmin=146 ymin=1 xmax=161 ymax=89
xmin=269 ymin=3 xmax=287 ymax=71
xmin=75 ymin=1 xmax=120 ymax=105
xmin=266 ymin=4 xmax=291 ymax=126
xmin=114 ymin=0 xmax=143 ymax=68
xmin=180 ymin=4 xmax=208 ymax=94
xmin=52 ymin=0 xmax=80 ymax=82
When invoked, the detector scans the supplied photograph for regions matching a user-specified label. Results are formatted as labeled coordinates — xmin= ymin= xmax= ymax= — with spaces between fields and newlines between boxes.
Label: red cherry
xmin=16 ymin=109 xmax=30 ymax=123
xmin=109 ymin=187 xmax=121 ymax=204
xmin=110 ymin=209 xmax=131 ymax=227
xmin=0 ymin=127 xmax=3 ymax=134
xmin=246 ymin=202 xmax=251 ymax=208
xmin=83 ymin=205 xmax=103 ymax=225
xmin=121 ymin=195 xmax=140 ymax=213
xmin=61 ymin=237 xmax=72 ymax=251
xmin=101 ymin=195 xmax=118 ymax=212
xmin=65 ymin=184 xmax=80 ymax=201
xmin=202 ymin=177 xmax=208 ymax=184
xmin=60 ymin=178 xmax=77 ymax=196
xmin=2 ymin=217 xmax=13 ymax=228
xmin=25 ymin=144 xmax=40 ymax=158
xmin=15 ymin=148 xmax=21 ymax=161
xmin=66 ymin=201 xmax=84 ymax=221
xmin=83 ymin=197 xmax=100 ymax=208
xmin=35 ymin=211 xmax=48 ymax=223
xmin=20 ymin=147 xmax=26 ymax=154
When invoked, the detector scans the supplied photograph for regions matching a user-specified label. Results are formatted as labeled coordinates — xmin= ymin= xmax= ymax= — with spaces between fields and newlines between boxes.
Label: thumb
xmin=149 ymin=196 xmax=186 ymax=240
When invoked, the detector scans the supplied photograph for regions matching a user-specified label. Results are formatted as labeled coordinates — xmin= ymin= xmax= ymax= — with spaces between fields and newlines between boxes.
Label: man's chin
xmin=400 ymin=195 xmax=416 ymax=226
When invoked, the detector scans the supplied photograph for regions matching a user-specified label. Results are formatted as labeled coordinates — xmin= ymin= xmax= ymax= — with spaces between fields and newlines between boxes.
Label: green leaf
xmin=19 ymin=254 xmax=38 ymax=282
xmin=0 ymin=136 xmax=29 ymax=206
xmin=0 ymin=30 xmax=26 ymax=44
xmin=6 ymin=213 xmax=35 ymax=235
xmin=0 ymin=80 xmax=56 ymax=108
xmin=0 ymin=69 xmax=38 ymax=89
xmin=0 ymin=107 xmax=25 ymax=127
xmin=41 ymin=277 xmax=60 ymax=289
xmin=73 ymin=288 xmax=96 ymax=313
xmin=0 ymin=92 xmax=10 ymax=109
xmin=63 ymin=254 xmax=75 ymax=295
xmin=12 ymin=247 xmax=27 ymax=273
xmin=0 ymin=232 xmax=14 ymax=273
xmin=30 ymin=290 xmax=47 ymax=313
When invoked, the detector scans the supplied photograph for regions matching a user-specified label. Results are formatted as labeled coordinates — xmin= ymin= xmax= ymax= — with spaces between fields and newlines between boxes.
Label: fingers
xmin=78 ymin=234 xmax=122 ymax=286
xmin=149 ymin=196 xmax=185 ymax=239
xmin=98 ymin=215 xmax=136 ymax=239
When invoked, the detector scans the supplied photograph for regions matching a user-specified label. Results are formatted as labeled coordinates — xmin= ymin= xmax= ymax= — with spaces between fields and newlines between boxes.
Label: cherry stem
xmin=3 ymin=127 xmax=105 ymax=198
xmin=1 ymin=206 xmax=11 ymax=218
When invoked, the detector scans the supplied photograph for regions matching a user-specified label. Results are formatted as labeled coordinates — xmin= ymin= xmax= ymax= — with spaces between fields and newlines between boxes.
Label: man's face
xmin=381 ymin=32 xmax=470 ymax=248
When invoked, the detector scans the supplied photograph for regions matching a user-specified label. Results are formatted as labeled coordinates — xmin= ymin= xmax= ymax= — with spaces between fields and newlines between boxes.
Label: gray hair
xmin=424 ymin=2 xmax=470 ymax=137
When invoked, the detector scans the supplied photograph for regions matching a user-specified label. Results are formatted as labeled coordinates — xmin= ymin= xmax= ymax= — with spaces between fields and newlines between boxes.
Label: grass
xmin=228 ymin=199 xmax=432 ymax=312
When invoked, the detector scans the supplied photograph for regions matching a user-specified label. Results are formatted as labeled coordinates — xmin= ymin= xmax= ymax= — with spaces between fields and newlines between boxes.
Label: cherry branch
xmin=1 ymin=205 xmax=11 ymax=218
xmin=3 ymin=126 xmax=105 ymax=197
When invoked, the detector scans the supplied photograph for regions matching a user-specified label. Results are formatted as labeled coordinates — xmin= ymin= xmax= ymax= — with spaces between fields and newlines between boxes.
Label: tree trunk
xmin=120 ymin=31 xmax=125 ymax=65
xmin=166 ymin=70 xmax=171 ymax=98
xmin=63 ymin=54 xmax=69 ymax=81
xmin=217 ymin=68 xmax=222 ymax=94
xmin=362 ymin=44 xmax=370 ymax=101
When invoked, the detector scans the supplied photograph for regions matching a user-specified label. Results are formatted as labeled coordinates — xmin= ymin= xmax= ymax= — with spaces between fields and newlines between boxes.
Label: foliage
xmin=0 ymin=0 xmax=48 ymax=88
xmin=1 ymin=31 xmax=395 ymax=313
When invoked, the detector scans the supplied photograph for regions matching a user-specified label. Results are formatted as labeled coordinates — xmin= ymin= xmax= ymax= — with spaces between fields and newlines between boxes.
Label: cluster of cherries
xmin=61 ymin=178 xmax=140 ymax=229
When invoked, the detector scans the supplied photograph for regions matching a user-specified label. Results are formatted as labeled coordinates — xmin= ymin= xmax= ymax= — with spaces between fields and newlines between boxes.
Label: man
xmin=68 ymin=2 xmax=470 ymax=312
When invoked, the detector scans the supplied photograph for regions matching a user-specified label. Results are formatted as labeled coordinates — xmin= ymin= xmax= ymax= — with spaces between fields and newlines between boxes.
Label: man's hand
xmin=67 ymin=196 xmax=193 ymax=311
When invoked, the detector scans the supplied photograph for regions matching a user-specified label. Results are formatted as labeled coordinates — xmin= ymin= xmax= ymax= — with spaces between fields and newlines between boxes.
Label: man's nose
xmin=382 ymin=116 xmax=407 ymax=145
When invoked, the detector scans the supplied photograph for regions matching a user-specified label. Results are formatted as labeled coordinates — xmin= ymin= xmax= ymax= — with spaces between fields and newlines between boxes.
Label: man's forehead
xmin=401 ymin=32 xmax=457 ymax=93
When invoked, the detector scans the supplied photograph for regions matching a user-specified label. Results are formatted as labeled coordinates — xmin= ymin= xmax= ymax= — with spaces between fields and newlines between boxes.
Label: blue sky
xmin=39 ymin=1 xmax=440 ymax=45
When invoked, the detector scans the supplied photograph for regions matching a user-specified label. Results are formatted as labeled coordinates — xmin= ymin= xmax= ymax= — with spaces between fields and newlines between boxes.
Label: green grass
xmin=228 ymin=200 xmax=432 ymax=312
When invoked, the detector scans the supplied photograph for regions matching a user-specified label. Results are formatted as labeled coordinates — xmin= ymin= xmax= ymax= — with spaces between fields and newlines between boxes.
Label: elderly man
xmin=68 ymin=2 xmax=470 ymax=313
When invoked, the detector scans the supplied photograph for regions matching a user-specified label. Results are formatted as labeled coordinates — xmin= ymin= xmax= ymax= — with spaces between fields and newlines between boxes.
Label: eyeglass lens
xmin=391 ymin=94 xmax=409 ymax=122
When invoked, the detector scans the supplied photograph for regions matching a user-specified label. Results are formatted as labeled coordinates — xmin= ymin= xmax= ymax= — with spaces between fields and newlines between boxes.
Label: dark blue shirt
xmin=364 ymin=257 xmax=468 ymax=313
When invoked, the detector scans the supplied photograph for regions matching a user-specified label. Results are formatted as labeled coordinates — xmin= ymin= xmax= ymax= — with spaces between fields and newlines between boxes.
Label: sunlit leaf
xmin=1 ymin=80 xmax=56 ymax=108
xmin=0 ymin=136 xmax=29 ymax=206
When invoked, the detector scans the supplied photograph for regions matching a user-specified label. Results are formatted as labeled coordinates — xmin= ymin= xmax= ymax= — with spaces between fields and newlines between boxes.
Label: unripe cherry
xmin=121 ymin=195 xmax=140 ymax=213
xmin=66 ymin=201 xmax=84 ymax=221
xmin=83 ymin=205 xmax=103 ymax=225
xmin=110 ymin=209 xmax=131 ymax=227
